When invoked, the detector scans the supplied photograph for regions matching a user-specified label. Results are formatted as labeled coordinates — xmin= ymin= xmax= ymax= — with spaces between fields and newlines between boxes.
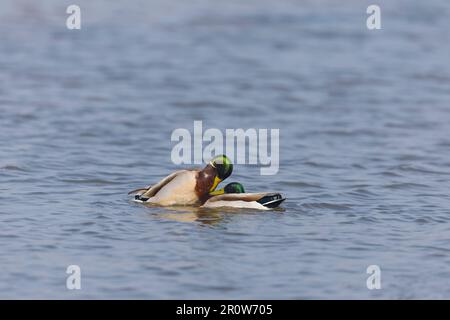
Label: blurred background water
xmin=1 ymin=0 xmax=450 ymax=299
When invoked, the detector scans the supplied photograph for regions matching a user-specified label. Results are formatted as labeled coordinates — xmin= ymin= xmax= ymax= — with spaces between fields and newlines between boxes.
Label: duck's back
xmin=203 ymin=199 xmax=268 ymax=210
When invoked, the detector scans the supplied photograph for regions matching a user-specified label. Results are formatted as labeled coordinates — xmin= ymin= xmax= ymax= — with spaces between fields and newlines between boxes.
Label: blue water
xmin=1 ymin=0 xmax=450 ymax=299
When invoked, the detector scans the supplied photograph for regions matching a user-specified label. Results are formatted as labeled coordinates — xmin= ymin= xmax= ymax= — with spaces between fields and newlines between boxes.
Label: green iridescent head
xmin=224 ymin=182 xmax=245 ymax=193
xmin=209 ymin=182 xmax=245 ymax=196
xmin=208 ymin=155 xmax=233 ymax=192
xmin=209 ymin=155 xmax=233 ymax=180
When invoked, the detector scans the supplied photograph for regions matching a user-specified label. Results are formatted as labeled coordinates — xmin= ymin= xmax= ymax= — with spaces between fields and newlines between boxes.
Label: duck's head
xmin=209 ymin=182 xmax=245 ymax=195
xmin=207 ymin=155 xmax=233 ymax=192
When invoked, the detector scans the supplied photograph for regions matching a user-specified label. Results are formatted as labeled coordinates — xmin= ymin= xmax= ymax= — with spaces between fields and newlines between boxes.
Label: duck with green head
xmin=129 ymin=155 xmax=233 ymax=206
xmin=203 ymin=182 xmax=286 ymax=209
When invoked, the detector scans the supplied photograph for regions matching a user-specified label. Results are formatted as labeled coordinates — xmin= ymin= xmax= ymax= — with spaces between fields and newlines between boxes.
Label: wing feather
xmin=128 ymin=170 xmax=189 ymax=198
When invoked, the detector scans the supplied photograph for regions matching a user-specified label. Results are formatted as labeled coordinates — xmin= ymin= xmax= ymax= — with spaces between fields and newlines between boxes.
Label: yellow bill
xmin=209 ymin=176 xmax=222 ymax=192
xmin=209 ymin=188 xmax=225 ymax=196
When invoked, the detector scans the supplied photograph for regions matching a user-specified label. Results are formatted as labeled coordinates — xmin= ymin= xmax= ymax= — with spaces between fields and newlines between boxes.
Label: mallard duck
xmin=202 ymin=182 xmax=286 ymax=209
xmin=129 ymin=155 xmax=233 ymax=206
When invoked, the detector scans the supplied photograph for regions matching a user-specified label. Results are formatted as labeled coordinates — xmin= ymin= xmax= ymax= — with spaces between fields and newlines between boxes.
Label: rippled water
xmin=1 ymin=0 xmax=450 ymax=299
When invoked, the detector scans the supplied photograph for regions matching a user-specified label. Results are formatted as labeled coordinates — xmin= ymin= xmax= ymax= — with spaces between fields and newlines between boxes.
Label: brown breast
xmin=195 ymin=165 xmax=216 ymax=204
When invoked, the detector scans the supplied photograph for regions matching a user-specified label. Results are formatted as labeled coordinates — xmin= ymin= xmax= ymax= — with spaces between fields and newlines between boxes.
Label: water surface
xmin=1 ymin=0 xmax=450 ymax=298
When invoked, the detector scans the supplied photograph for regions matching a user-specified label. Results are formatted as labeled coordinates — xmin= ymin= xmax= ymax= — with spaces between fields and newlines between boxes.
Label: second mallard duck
xmin=202 ymin=182 xmax=286 ymax=210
